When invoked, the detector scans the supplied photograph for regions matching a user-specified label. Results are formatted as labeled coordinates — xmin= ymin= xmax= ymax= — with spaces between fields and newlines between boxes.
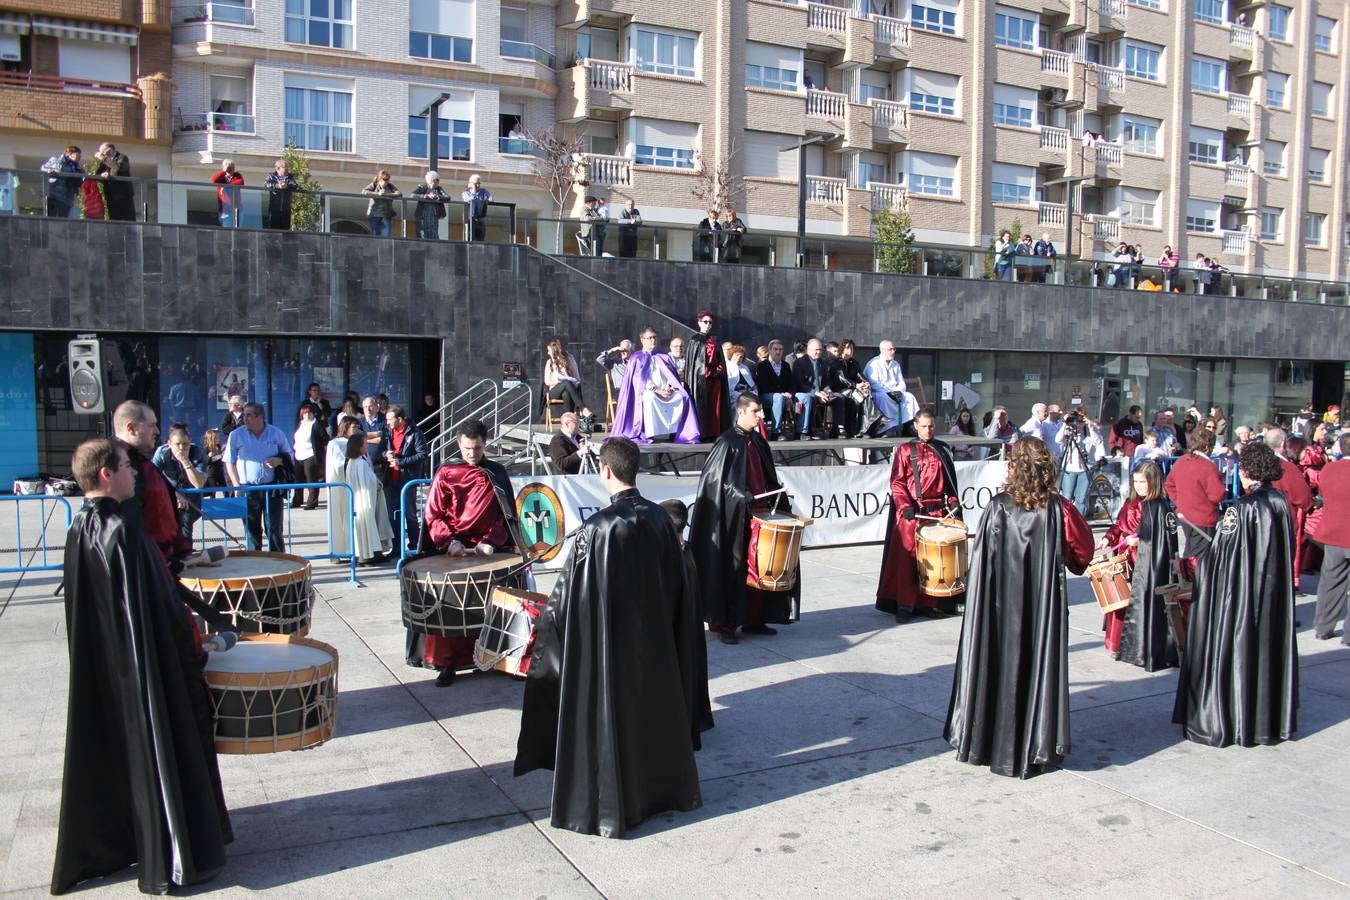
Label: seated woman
xmin=543 ymin=338 xmax=587 ymax=415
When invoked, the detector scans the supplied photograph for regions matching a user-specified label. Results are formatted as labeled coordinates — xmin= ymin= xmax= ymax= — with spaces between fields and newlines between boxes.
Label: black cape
xmin=688 ymin=426 xmax=800 ymax=628
xmin=943 ymin=494 xmax=1086 ymax=778
xmin=1118 ymin=499 xmax=1180 ymax=671
xmin=515 ymin=489 xmax=704 ymax=837
xmin=52 ymin=498 xmax=231 ymax=895
xmin=1172 ymin=485 xmax=1299 ymax=747
xmin=683 ymin=331 xmax=731 ymax=439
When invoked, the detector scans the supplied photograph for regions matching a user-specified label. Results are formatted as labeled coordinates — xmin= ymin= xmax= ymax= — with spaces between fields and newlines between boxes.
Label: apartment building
xmin=0 ymin=0 xmax=174 ymax=210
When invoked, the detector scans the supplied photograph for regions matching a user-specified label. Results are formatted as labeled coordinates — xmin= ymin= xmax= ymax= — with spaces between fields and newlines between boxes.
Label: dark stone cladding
xmin=1 ymin=218 xmax=1344 ymax=402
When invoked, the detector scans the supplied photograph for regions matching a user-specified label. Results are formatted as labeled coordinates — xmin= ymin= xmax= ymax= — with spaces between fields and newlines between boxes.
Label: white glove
xmin=475 ymin=542 xmax=495 ymax=556
xmin=447 ymin=540 xmax=467 ymax=557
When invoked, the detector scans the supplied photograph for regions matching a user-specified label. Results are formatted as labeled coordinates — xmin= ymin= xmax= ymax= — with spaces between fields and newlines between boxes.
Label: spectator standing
xmin=1033 ymin=231 xmax=1057 ymax=283
xmin=578 ymin=196 xmax=601 ymax=255
xmin=220 ymin=395 xmax=246 ymax=436
xmin=1312 ymin=433 xmax=1350 ymax=643
xmin=1109 ymin=405 xmax=1145 ymax=458
xmin=1158 ymin=245 xmax=1179 ymax=292
xmin=949 ymin=406 xmax=979 ymax=460
xmin=592 ymin=196 xmax=610 ymax=256
xmin=462 ymin=173 xmax=491 ymax=241
xmin=721 ymin=205 xmax=747 ymax=263
xmin=263 ymin=159 xmax=298 ymax=231
xmin=993 ymin=230 xmax=1014 ymax=281
xmin=210 ymin=160 xmax=244 ymax=228
xmin=984 ymin=406 xmax=1018 ymax=446
xmin=202 ymin=428 xmax=227 ymax=487
xmin=94 ymin=143 xmax=134 ymax=222
xmin=384 ymin=405 xmax=430 ymax=551
xmin=1015 ymin=233 xmax=1035 ymax=282
xmin=1110 ymin=242 xmax=1134 ymax=287
xmin=1150 ymin=411 xmax=1178 ymax=454
xmin=304 ymin=382 xmax=333 ymax=424
xmin=1131 ymin=244 xmax=1146 ymax=286
xmin=224 ymin=403 xmax=293 ymax=552
xmin=618 ymin=197 xmax=643 ymax=258
xmin=411 ymin=171 xmax=449 ymax=240
xmin=291 ymin=401 xmax=329 ymax=510
xmin=1056 ymin=414 xmax=1103 ymax=514
xmin=42 ymin=146 xmax=84 ymax=219
xmin=362 ymin=170 xmax=401 ymax=236
xmin=81 ymin=170 xmax=106 ymax=222
xmin=152 ymin=423 xmax=208 ymax=531
xmin=695 ymin=209 xmax=721 ymax=262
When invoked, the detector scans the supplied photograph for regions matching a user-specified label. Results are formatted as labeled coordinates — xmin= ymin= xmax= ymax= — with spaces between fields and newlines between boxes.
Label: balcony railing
xmin=177 ymin=111 xmax=256 ymax=133
xmin=873 ymin=14 xmax=911 ymax=48
xmin=582 ymin=153 xmax=632 ymax=187
xmin=1038 ymin=201 xmax=1067 ymax=226
xmin=1098 ymin=0 xmax=1126 ymax=22
xmin=171 ymin=0 xmax=254 ymax=25
xmin=1222 ymin=229 xmax=1250 ymax=255
xmin=1227 ymin=93 xmax=1252 ymax=119
xmin=806 ymin=89 xmax=846 ymax=118
xmin=1225 ymin=162 xmax=1252 ymax=187
xmin=501 ymin=40 xmax=556 ymax=68
xmin=1095 ymin=141 xmax=1123 ymax=167
xmin=1097 ymin=66 xmax=1126 ymax=93
xmin=1039 ymin=125 xmax=1069 ymax=153
xmin=1090 ymin=215 xmax=1120 ymax=242
xmin=868 ymin=98 xmax=909 ymax=130
xmin=586 ymin=59 xmax=633 ymax=93
xmin=498 ymin=137 xmax=547 ymax=157
xmin=806 ymin=175 xmax=846 ymax=203
xmin=1041 ymin=49 xmax=1073 ymax=76
xmin=1229 ymin=23 xmax=1255 ymax=50
xmin=807 ymin=1 xmax=848 ymax=32
xmin=868 ymin=181 xmax=906 ymax=211
xmin=0 ymin=70 xmax=139 ymax=97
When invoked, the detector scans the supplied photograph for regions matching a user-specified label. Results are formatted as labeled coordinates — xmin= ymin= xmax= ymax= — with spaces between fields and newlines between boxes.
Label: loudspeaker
xmin=68 ymin=339 xmax=106 ymax=415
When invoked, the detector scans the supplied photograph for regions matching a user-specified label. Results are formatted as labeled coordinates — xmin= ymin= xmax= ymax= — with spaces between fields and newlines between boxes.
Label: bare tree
xmin=690 ymin=140 xmax=751 ymax=214
xmin=528 ymin=126 xmax=588 ymax=251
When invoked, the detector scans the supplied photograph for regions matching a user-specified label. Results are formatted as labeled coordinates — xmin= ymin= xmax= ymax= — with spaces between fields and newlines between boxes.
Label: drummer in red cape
xmin=411 ymin=418 xmax=524 ymax=686
xmin=875 ymin=410 xmax=963 ymax=622
xmin=688 ymin=393 xmax=801 ymax=644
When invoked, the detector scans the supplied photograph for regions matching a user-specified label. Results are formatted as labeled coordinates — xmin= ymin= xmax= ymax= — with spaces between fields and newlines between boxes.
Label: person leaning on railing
xmin=411 ymin=171 xmax=449 ymax=240
xmin=94 ymin=143 xmax=134 ymax=222
xmin=210 ymin=160 xmax=244 ymax=228
xmin=40 ymin=145 xmax=83 ymax=219
xmin=362 ymin=170 xmax=401 ymax=237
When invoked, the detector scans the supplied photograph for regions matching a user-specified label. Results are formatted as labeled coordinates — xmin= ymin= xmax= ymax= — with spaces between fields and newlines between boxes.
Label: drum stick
xmin=753 ymin=488 xmax=787 ymax=500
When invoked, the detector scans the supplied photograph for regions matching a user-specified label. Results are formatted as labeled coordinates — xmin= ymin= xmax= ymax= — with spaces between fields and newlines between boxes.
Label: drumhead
xmin=404 ymin=553 xmax=523 ymax=576
xmin=205 ymin=640 xmax=333 ymax=674
xmin=918 ymin=523 xmax=967 ymax=542
xmin=186 ymin=553 xmax=308 ymax=580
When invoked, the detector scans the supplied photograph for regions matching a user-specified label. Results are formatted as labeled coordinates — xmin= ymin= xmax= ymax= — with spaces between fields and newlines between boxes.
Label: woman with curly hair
xmin=1172 ymin=441 xmax=1298 ymax=748
xmin=944 ymin=437 xmax=1094 ymax=778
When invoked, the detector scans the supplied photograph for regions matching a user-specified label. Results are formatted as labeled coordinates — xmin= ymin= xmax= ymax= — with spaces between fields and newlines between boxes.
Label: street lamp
xmin=781 ymin=132 xmax=842 ymax=268
xmin=1042 ymin=173 xmax=1095 ymax=260
xmin=419 ymin=93 xmax=453 ymax=173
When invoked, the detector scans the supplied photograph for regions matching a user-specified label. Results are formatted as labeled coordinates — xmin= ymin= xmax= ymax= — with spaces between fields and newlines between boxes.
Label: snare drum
xmin=400 ymin=554 xmax=525 ymax=637
xmin=179 ymin=551 xmax=314 ymax=636
xmin=202 ymin=634 xmax=338 ymax=754
xmin=1157 ymin=583 xmax=1193 ymax=661
xmin=915 ymin=519 xmax=969 ymax=597
xmin=1088 ymin=554 xmax=1133 ymax=614
xmin=474 ymin=586 xmax=546 ymax=678
xmin=746 ymin=512 xmax=810 ymax=592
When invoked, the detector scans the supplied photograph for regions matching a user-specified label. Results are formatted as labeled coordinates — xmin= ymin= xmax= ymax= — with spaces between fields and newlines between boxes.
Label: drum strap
xmin=910 ymin=442 xmax=922 ymax=511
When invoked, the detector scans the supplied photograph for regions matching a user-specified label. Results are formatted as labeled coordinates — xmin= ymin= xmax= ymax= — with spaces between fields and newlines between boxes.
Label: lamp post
xmin=781 ymin=132 xmax=841 ymax=268
xmin=419 ymin=93 xmax=453 ymax=173
xmin=1042 ymin=173 xmax=1094 ymax=261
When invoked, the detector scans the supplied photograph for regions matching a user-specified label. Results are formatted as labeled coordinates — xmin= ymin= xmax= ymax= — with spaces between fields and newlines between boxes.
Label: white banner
xmin=510 ymin=459 xmax=1008 ymax=570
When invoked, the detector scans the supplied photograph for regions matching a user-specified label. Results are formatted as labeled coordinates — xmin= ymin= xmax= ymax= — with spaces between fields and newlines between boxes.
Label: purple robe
xmin=609 ymin=350 xmax=701 ymax=444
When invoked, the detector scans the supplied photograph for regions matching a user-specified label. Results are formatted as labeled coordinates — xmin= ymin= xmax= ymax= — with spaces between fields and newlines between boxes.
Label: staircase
xmin=418 ymin=379 xmax=537 ymax=472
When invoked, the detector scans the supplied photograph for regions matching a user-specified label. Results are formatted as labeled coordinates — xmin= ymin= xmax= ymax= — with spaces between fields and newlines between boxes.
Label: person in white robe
xmin=864 ymin=339 xmax=908 ymax=433
xmin=330 ymin=429 xmax=393 ymax=563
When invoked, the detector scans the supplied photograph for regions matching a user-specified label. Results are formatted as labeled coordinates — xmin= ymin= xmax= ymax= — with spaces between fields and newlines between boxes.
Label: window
xmin=284 ymin=81 xmax=353 ymax=152
xmin=1191 ymin=56 xmax=1225 ymax=94
xmin=1305 ymin=213 xmax=1326 ymax=246
xmin=285 ymin=0 xmax=352 ymax=48
xmin=1307 ymin=148 xmax=1329 ymax=183
xmin=911 ymin=0 xmax=958 ymax=35
xmin=857 ymin=151 xmax=889 ymax=187
xmin=1263 ymin=140 xmax=1286 ymax=176
xmin=1194 ymin=0 xmax=1224 ymax=24
xmin=1129 ymin=0 xmax=1160 ymax=9
xmin=57 ymin=39 xmax=131 ymax=84
xmin=1185 ymin=198 xmax=1219 ymax=233
xmin=629 ymin=118 xmax=697 ymax=169
xmin=499 ymin=6 xmax=535 ymax=60
xmin=1123 ymin=41 xmax=1161 ymax=82
xmin=994 ymin=8 xmax=1036 ymax=50
xmin=410 ymin=0 xmax=474 ymax=61
xmin=1268 ymin=4 xmax=1290 ymax=40
xmin=408 ymin=115 xmax=471 ymax=160
xmin=992 ymin=83 xmax=1035 ymax=127
xmin=990 ymin=162 xmax=1033 ymax=205
xmin=859 ymin=69 xmax=890 ymax=104
xmin=1260 ymin=207 xmax=1282 ymax=241
xmin=1187 ymin=126 xmax=1223 ymax=165
xmin=1120 ymin=186 xmax=1158 ymax=226
xmin=743 ymin=130 xmax=797 ymax=179
xmin=1265 ymin=71 xmax=1287 ymax=107
xmin=1314 ymin=15 xmax=1336 ymax=52
xmin=745 ymin=42 xmax=800 ymax=92
xmin=906 ymin=151 xmax=957 ymax=197
xmin=908 ymin=69 xmax=958 ymax=116
xmin=633 ymin=26 xmax=697 ymax=79
xmin=210 ymin=74 xmax=252 ymax=131
xmin=1311 ymin=81 xmax=1333 ymax=117
xmin=1122 ymin=115 xmax=1160 ymax=154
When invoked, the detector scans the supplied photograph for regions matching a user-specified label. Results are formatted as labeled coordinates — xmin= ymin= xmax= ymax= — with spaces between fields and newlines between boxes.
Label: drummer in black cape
xmin=1172 ymin=441 xmax=1299 ymax=748
xmin=515 ymin=437 xmax=707 ymax=838
xmin=688 ymin=392 xmax=800 ymax=644
xmin=53 ymin=439 xmax=232 ymax=895
xmin=944 ymin=437 xmax=1094 ymax=779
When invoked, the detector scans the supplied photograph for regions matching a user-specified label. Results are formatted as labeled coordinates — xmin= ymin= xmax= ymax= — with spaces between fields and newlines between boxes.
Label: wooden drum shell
xmin=915 ymin=520 xmax=969 ymax=598
xmin=179 ymin=551 xmax=314 ymax=637
xmin=203 ymin=634 xmax=339 ymax=755
xmin=1088 ymin=554 xmax=1133 ymax=614
xmin=747 ymin=513 xmax=809 ymax=592
xmin=474 ymin=586 xmax=546 ymax=678
xmin=400 ymin=554 xmax=526 ymax=637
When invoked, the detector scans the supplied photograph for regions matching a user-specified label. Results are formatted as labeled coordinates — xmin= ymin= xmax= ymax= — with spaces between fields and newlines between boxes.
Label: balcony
xmin=1097 ymin=0 xmax=1126 ymax=29
xmin=1089 ymin=214 xmax=1120 ymax=243
xmin=0 ymin=71 xmax=146 ymax=140
xmin=1038 ymin=201 xmax=1067 ymax=227
xmin=1095 ymin=141 xmax=1123 ymax=168
xmin=873 ymin=14 xmax=911 ymax=55
xmin=807 ymin=89 xmax=846 ymax=119
xmin=1227 ymin=93 xmax=1253 ymax=123
xmin=868 ymin=99 xmax=909 ymax=142
xmin=1221 ymin=229 xmax=1250 ymax=255
xmin=868 ymin=181 xmax=907 ymax=211
xmin=1097 ymin=65 xmax=1126 ymax=104
xmin=171 ymin=0 xmax=254 ymax=26
xmin=1039 ymin=125 xmax=1070 ymax=155
xmin=586 ymin=60 xmax=633 ymax=93
xmin=1224 ymin=162 xmax=1252 ymax=188
xmin=1041 ymin=49 xmax=1073 ymax=77
xmin=807 ymin=175 xmax=846 ymax=204
xmin=807 ymin=1 xmax=848 ymax=33
xmin=176 ymin=111 xmax=256 ymax=134
xmin=581 ymin=153 xmax=631 ymax=188
xmin=500 ymin=41 xmax=556 ymax=69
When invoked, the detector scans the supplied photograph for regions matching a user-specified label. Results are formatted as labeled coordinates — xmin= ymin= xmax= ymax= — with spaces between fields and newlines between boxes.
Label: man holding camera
xmin=1056 ymin=411 xmax=1103 ymax=515
xmin=549 ymin=411 xmax=597 ymax=475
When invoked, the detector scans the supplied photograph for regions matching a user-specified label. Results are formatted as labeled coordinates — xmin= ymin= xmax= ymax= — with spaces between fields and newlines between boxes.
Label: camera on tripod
xmin=1064 ymin=409 xmax=1087 ymax=428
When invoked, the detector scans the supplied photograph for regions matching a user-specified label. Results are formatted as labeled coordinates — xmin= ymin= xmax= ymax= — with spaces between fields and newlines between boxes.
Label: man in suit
xmin=792 ymin=339 xmax=845 ymax=440
xmin=755 ymin=340 xmax=800 ymax=441
xmin=548 ymin=411 xmax=595 ymax=475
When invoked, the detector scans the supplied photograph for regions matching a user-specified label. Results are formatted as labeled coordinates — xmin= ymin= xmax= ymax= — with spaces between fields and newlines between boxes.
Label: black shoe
xmin=920 ymin=607 xmax=943 ymax=619
xmin=894 ymin=607 xmax=914 ymax=623
xmin=302 ymin=504 xmax=318 ymax=511
xmin=741 ymin=624 xmax=778 ymax=636
xmin=718 ymin=632 xmax=739 ymax=645
xmin=435 ymin=667 xmax=455 ymax=687
xmin=774 ymin=433 xmax=788 ymax=442
xmin=1314 ymin=631 xmax=1336 ymax=640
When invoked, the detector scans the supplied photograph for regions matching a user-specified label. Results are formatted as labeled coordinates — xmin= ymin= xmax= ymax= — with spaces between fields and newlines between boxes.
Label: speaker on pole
xmin=68 ymin=337 xmax=106 ymax=415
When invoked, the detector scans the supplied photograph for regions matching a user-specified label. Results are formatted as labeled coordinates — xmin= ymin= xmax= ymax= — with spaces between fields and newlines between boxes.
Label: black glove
xmin=902 ymin=508 xmax=917 ymax=520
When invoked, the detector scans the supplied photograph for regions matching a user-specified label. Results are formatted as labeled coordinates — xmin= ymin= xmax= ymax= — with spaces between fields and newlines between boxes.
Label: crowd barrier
xmin=0 ymin=495 xmax=75 ymax=575
xmin=397 ymin=478 xmax=434 ymax=572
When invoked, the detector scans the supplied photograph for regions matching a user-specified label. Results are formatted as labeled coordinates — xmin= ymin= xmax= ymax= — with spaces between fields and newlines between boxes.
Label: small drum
xmin=474 ymin=586 xmax=546 ymax=678
xmin=400 ymin=554 xmax=525 ymax=637
xmin=202 ymin=634 xmax=338 ymax=754
xmin=915 ymin=519 xmax=969 ymax=598
xmin=45 ymin=478 xmax=80 ymax=496
xmin=747 ymin=512 xmax=810 ymax=592
xmin=12 ymin=478 xmax=46 ymax=495
xmin=1157 ymin=583 xmax=1193 ymax=661
xmin=1088 ymin=554 xmax=1133 ymax=614
xmin=179 ymin=551 xmax=313 ymax=636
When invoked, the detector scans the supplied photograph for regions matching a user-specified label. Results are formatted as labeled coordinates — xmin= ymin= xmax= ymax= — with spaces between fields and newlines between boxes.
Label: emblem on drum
xmin=516 ymin=483 xmax=566 ymax=561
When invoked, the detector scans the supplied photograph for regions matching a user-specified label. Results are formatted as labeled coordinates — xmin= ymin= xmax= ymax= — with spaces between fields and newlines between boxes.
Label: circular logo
xmin=1164 ymin=511 xmax=1178 ymax=534
xmin=516 ymin=483 xmax=566 ymax=561
xmin=1219 ymin=507 xmax=1239 ymax=537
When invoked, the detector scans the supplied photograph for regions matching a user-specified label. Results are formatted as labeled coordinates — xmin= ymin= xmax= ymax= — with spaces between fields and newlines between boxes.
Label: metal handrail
xmin=397 ymin=477 xmax=434 ymax=571
xmin=0 ymin=495 xmax=75 ymax=575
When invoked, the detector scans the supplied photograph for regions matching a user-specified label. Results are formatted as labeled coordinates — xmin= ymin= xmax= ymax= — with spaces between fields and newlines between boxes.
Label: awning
xmin=31 ymin=17 xmax=139 ymax=45
xmin=0 ymin=13 xmax=31 ymax=35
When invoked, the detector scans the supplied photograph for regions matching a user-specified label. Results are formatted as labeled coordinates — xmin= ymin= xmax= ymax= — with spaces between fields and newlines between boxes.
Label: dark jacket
xmin=388 ymin=421 xmax=430 ymax=480
xmin=548 ymin=431 xmax=585 ymax=475
xmin=791 ymin=355 xmax=829 ymax=394
xmin=755 ymin=358 xmax=796 ymax=395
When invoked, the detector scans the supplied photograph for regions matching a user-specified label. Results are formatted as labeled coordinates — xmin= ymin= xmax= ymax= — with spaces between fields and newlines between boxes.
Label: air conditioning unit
xmin=0 ymin=34 xmax=20 ymax=63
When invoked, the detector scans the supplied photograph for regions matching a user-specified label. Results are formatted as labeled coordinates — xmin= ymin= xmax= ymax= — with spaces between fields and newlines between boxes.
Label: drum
xmin=1157 ymin=583 xmax=1193 ymax=661
xmin=746 ymin=512 xmax=810 ymax=592
xmin=179 ymin=552 xmax=313 ymax=636
xmin=12 ymin=478 xmax=45 ymax=495
xmin=45 ymin=478 xmax=80 ymax=496
xmin=915 ymin=519 xmax=969 ymax=598
xmin=400 ymin=554 xmax=525 ymax=637
xmin=474 ymin=586 xmax=546 ymax=678
xmin=202 ymin=634 xmax=338 ymax=754
xmin=1088 ymin=554 xmax=1132 ymax=614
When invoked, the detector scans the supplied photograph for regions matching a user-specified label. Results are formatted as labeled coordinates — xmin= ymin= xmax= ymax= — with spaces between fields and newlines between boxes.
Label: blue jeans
xmin=766 ymin=393 xmax=789 ymax=434
xmin=995 ymin=261 xmax=1013 ymax=281
xmin=368 ymin=216 xmax=391 ymax=236
xmin=1060 ymin=470 xmax=1090 ymax=516
xmin=219 ymin=209 xmax=238 ymax=228
xmin=792 ymin=393 xmax=816 ymax=434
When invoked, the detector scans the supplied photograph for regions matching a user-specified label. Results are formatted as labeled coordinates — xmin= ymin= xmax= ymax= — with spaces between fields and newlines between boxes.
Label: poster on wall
xmin=312 ymin=366 xmax=344 ymax=404
xmin=215 ymin=365 xmax=248 ymax=408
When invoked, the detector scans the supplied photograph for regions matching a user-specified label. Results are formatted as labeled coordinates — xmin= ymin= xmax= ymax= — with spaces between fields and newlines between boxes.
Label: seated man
xmin=864 ymin=339 xmax=909 ymax=436
xmin=791 ymin=339 xmax=844 ymax=439
xmin=754 ymin=339 xmax=799 ymax=440
xmin=610 ymin=327 xmax=700 ymax=444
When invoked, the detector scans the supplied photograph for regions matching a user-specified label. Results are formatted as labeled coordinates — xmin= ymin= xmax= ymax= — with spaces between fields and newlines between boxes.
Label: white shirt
xmin=293 ymin=420 xmax=316 ymax=462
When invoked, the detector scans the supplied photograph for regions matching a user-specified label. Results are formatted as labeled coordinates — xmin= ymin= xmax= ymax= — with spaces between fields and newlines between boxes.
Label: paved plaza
xmin=1 ymin=507 xmax=1347 ymax=898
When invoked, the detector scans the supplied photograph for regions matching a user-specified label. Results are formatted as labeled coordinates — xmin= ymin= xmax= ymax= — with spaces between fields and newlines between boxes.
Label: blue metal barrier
xmin=180 ymin=482 xmax=359 ymax=585
xmin=398 ymin=478 xmax=433 ymax=572
xmin=0 ymin=494 xmax=75 ymax=574
xmin=1135 ymin=453 xmax=1242 ymax=508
